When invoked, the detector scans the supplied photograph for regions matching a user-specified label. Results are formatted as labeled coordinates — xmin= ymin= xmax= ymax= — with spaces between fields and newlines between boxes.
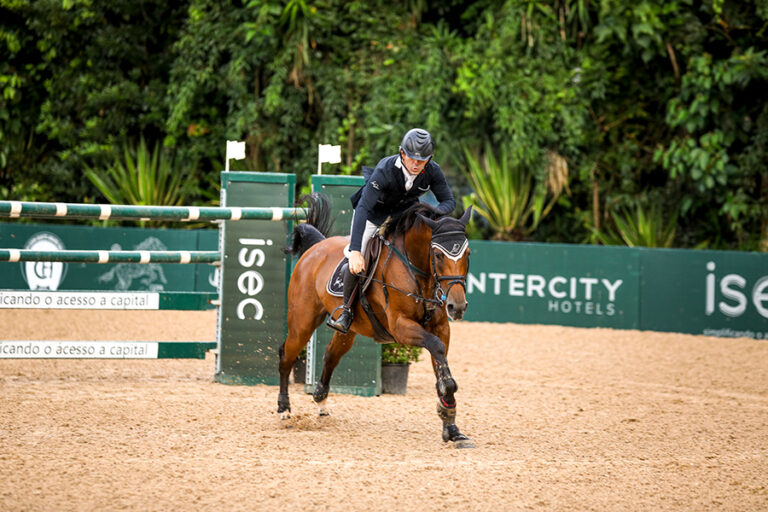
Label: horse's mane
xmin=382 ymin=202 xmax=443 ymax=240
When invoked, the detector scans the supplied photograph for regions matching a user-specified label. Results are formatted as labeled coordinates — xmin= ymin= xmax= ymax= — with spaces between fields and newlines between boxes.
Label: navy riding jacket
xmin=348 ymin=154 xmax=455 ymax=252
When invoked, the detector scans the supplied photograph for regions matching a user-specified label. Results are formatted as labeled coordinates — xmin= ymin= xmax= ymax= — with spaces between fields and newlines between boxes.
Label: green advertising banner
xmin=308 ymin=175 xmax=381 ymax=396
xmin=464 ymin=241 xmax=640 ymax=329
xmin=215 ymin=172 xmax=295 ymax=385
xmin=640 ymin=248 xmax=768 ymax=339
xmin=0 ymin=223 xmax=218 ymax=293
xmin=463 ymin=241 xmax=767 ymax=340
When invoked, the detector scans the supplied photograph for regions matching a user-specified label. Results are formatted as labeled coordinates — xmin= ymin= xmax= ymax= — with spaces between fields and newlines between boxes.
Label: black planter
xmin=381 ymin=363 xmax=410 ymax=395
xmin=293 ymin=357 xmax=307 ymax=384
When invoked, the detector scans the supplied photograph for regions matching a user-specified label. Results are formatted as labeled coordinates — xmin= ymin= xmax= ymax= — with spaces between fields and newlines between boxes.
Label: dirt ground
xmin=1 ymin=310 xmax=767 ymax=512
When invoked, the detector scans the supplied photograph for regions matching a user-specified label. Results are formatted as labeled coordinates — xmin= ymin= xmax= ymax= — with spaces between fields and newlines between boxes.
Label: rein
xmin=365 ymin=230 xmax=468 ymax=324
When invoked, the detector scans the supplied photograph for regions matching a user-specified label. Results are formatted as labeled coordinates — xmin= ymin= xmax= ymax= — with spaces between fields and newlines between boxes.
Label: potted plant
xmin=380 ymin=343 xmax=422 ymax=395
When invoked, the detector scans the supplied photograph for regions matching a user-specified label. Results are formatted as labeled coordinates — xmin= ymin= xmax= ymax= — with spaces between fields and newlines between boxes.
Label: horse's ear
xmin=417 ymin=213 xmax=438 ymax=230
xmin=458 ymin=206 xmax=472 ymax=227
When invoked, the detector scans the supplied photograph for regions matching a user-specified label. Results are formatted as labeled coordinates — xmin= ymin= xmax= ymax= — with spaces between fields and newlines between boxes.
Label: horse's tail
xmin=285 ymin=193 xmax=333 ymax=257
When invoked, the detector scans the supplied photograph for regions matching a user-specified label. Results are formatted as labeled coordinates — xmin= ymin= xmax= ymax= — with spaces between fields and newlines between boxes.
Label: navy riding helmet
xmin=400 ymin=128 xmax=434 ymax=161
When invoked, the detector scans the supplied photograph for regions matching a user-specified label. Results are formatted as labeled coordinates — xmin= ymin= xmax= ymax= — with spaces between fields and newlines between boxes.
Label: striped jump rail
xmin=0 ymin=249 xmax=221 ymax=264
xmin=0 ymin=201 xmax=307 ymax=222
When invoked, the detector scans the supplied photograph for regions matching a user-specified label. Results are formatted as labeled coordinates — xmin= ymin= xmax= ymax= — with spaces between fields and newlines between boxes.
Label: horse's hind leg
xmin=278 ymin=310 xmax=326 ymax=420
xmin=312 ymin=330 xmax=356 ymax=416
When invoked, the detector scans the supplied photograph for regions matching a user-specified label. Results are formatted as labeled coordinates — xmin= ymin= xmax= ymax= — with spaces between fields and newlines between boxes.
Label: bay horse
xmin=278 ymin=194 xmax=474 ymax=448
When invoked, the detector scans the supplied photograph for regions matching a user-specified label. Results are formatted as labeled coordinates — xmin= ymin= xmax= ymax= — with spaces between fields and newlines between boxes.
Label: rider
xmin=326 ymin=128 xmax=456 ymax=333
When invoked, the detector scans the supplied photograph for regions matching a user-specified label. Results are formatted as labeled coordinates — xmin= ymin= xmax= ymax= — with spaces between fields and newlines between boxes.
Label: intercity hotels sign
xmin=463 ymin=241 xmax=768 ymax=339
xmin=463 ymin=242 xmax=638 ymax=329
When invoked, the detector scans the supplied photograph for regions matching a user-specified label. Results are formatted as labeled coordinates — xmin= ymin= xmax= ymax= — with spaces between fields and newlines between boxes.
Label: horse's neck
xmin=400 ymin=228 xmax=432 ymax=275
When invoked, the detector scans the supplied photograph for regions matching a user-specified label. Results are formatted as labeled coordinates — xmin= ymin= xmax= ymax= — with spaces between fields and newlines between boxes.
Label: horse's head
xmin=418 ymin=207 xmax=472 ymax=320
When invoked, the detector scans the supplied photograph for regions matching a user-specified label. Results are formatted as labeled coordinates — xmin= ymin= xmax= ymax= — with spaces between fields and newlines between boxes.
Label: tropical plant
xmin=85 ymin=137 xmax=195 ymax=225
xmin=593 ymin=204 xmax=678 ymax=248
xmin=381 ymin=343 xmax=422 ymax=365
xmin=461 ymin=144 xmax=567 ymax=241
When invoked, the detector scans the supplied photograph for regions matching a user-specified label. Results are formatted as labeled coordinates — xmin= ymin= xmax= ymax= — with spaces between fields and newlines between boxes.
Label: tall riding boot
xmin=326 ymin=265 xmax=360 ymax=334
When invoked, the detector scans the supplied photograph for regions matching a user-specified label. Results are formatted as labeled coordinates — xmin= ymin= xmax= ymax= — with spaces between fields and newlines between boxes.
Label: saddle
xmin=326 ymin=235 xmax=382 ymax=297
xmin=325 ymin=235 xmax=394 ymax=343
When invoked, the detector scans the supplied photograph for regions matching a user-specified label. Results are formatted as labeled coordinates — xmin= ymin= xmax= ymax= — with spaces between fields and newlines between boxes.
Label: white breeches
xmin=343 ymin=213 xmax=380 ymax=259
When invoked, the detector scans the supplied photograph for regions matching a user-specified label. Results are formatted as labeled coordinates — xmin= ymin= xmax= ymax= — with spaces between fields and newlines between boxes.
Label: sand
xmin=1 ymin=310 xmax=767 ymax=511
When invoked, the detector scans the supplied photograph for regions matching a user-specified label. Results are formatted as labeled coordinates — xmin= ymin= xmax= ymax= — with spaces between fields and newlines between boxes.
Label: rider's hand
xmin=348 ymin=251 xmax=365 ymax=275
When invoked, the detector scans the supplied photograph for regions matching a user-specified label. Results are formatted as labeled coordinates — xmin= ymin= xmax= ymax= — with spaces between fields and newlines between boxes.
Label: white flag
xmin=318 ymin=144 xmax=341 ymax=164
xmin=226 ymin=140 xmax=246 ymax=161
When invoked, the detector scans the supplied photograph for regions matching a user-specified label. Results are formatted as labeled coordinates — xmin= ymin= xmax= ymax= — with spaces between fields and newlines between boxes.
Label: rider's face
xmin=400 ymin=151 xmax=429 ymax=175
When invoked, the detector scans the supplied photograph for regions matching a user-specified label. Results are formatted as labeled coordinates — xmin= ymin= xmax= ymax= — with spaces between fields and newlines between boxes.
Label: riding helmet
xmin=400 ymin=128 xmax=434 ymax=161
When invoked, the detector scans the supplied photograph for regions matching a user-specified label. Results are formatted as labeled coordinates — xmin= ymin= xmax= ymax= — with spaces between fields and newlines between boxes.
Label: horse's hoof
xmin=445 ymin=432 xmax=475 ymax=449
xmin=442 ymin=424 xmax=474 ymax=447
xmin=313 ymin=382 xmax=329 ymax=404
xmin=280 ymin=411 xmax=291 ymax=421
xmin=316 ymin=399 xmax=330 ymax=416
xmin=277 ymin=393 xmax=291 ymax=415
xmin=452 ymin=437 xmax=476 ymax=449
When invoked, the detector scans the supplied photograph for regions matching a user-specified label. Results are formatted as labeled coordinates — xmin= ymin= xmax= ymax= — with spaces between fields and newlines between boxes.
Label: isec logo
xmin=21 ymin=232 xmax=67 ymax=290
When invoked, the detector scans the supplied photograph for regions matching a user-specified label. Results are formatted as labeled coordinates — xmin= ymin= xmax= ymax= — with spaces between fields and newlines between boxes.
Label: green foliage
xmin=381 ymin=343 xmax=422 ymax=365
xmin=594 ymin=204 xmax=678 ymax=248
xmin=461 ymin=143 xmax=566 ymax=240
xmin=1 ymin=0 xmax=189 ymax=201
xmin=2 ymin=0 xmax=768 ymax=250
xmin=85 ymin=137 xmax=195 ymax=225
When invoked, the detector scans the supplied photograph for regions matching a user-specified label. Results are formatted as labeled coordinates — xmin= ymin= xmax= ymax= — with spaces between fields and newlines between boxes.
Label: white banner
xmin=0 ymin=341 xmax=159 ymax=359
xmin=0 ymin=291 xmax=160 ymax=310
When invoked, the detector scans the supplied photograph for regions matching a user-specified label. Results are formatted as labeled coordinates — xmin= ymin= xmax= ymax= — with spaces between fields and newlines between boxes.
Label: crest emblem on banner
xmin=21 ymin=232 xmax=67 ymax=290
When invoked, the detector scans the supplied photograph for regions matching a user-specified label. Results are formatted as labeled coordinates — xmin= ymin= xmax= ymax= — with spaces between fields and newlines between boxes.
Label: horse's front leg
xmin=313 ymin=330 xmax=357 ymax=416
xmin=395 ymin=319 xmax=474 ymax=448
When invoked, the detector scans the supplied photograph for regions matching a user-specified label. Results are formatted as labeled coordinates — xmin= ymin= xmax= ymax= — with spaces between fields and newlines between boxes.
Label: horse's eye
xmin=434 ymin=252 xmax=444 ymax=262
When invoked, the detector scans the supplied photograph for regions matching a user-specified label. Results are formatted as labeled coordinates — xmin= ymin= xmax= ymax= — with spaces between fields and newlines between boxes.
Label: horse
xmin=277 ymin=194 xmax=474 ymax=448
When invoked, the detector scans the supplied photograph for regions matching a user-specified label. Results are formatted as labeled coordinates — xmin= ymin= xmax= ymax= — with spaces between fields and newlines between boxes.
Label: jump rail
xmin=0 ymin=174 xmax=300 ymax=363
xmin=0 ymin=249 xmax=220 ymax=264
xmin=0 ymin=201 xmax=307 ymax=222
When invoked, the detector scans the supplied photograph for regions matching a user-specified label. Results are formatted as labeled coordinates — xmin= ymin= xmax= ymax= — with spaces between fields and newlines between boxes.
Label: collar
xmin=396 ymin=156 xmax=418 ymax=191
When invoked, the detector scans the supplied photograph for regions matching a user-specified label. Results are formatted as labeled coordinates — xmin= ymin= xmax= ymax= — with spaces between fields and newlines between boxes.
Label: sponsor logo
xmin=235 ymin=237 xmax=272 ymax=320
xmin=21 ymin=232 xmax=67 ymax=291
xmin=468 ymin=272 xmax=623 ymax=316
xmin=705 ymin=262 xmax=768 ymax=319
xmin=98 ymin=237 xmax=168 ymax=291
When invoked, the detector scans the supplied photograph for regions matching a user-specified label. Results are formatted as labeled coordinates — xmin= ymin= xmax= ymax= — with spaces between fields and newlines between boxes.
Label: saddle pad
xmin=326 ymin=258 xmax=347 ymax=297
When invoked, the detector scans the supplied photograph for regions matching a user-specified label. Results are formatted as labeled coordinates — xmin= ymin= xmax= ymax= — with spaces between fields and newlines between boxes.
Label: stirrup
xmin=326 ymin=306 xmax=353 ymax=333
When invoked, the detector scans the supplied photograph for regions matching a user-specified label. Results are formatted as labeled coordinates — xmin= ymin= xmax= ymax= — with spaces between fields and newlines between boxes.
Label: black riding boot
xmin=326 ymin=265 xmax=360 ymax=334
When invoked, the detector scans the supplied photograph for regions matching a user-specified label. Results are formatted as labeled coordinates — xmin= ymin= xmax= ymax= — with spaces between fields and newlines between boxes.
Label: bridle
xmin=429 ymin=230 xmax=470 ymax=304
xmin=370 ymin=223 xmax=469 ymax=320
